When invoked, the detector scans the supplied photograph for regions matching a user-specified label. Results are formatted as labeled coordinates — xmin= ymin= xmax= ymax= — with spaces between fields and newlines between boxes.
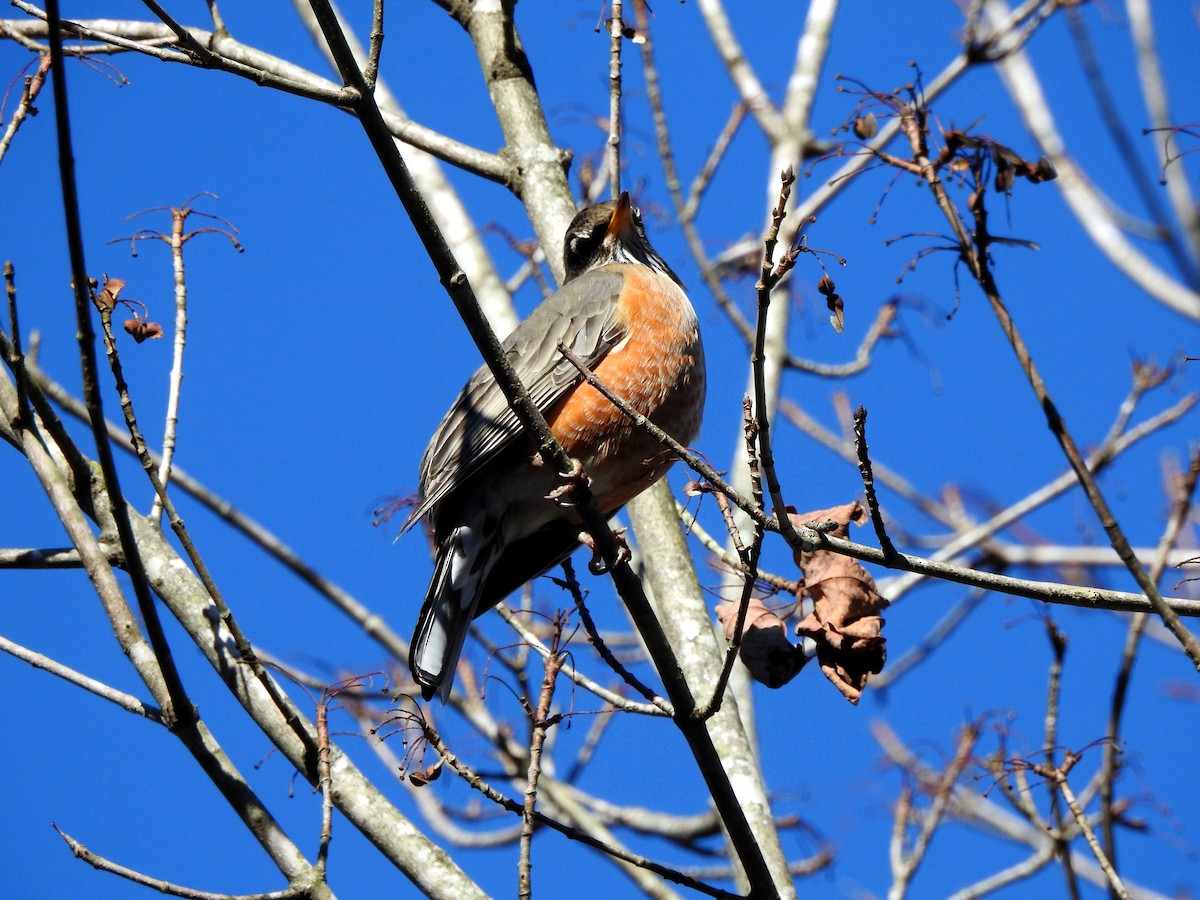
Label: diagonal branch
xmin=985 ymin=0 xmax=1200 ymax=321
xmin=304 ymin=3 xmax=780 ymax=891
xmin=2 ymin=8 xmax=513 ymax=184
xmin=887 ymin=94 xmax=1200 ymax=665
xmin=1125 ymin=0 xmax=1200 ymax=271
xmin=45 ymin=0 xmax=193 ymax=729
xmin=288 ymin=0 xmax=517 ymax=332
xmin=0 ymin=633 xmax=163 ymax=721
xmin=0 ymin=51 xmax=50 ymax=164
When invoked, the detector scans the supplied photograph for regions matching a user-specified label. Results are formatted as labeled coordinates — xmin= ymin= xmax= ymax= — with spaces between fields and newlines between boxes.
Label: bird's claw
xmin=546 ymin=458 xmax=589 ymax=507
xmin=581 ymin=527 xmax=630 ymax=575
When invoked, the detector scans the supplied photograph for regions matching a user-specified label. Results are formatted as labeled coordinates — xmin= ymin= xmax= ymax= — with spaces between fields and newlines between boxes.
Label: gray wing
xmin=401 ymin=268 xmax=628 ymax=533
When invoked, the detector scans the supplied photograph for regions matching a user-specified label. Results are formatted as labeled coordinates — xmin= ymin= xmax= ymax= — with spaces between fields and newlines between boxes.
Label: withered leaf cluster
xmin=95 ymin=275 xmax=125 ymax=310
xmin=123 ymin=319 xmax=164 ymax=343
xmin=941 ymin=129 xmax=1057 ymax=195
xmin=791 ymin=502 xmax=887 ymax=703
xmin=716 ymin=501 xmax=887 ymax=704
xmin=818 ymin=274 xmax=844 ymax=334
xmin=94 ymin=274 xmax=164 ymax=343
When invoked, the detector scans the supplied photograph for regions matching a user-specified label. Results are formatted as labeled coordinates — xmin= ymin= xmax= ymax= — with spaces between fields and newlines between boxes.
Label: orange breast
xmin=544 ymin=264 xmax=705 ymax=512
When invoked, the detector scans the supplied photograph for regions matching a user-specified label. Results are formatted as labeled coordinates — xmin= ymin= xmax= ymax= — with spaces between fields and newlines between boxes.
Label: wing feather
xmin=401 ymin=268 xmax=627 ymax=533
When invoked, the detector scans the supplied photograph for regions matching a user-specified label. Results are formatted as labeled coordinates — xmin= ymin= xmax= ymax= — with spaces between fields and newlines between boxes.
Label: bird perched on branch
xmin=404 ymin=193 xmax=705 ymax=701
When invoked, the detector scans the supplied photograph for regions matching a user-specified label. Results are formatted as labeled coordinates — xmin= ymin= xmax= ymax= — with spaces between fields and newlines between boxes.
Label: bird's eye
xmin=568 ymin=229 xmax=601 ymax=257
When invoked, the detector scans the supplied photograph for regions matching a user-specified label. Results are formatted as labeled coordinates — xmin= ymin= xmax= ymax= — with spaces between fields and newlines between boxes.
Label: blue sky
xmin=1 ymin=2 xmax=1198 ymax=898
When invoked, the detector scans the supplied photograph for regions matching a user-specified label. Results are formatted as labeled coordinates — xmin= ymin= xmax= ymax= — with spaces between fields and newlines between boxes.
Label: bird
xmin=403 ymin=193 xmax=705 ymax=701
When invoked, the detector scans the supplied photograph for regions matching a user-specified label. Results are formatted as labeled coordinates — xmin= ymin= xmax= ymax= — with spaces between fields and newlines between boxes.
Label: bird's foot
xmin=546 ymin=458 xmax=590 ymax=507
xmin=580 ymin=527 xmax=630 ymax=575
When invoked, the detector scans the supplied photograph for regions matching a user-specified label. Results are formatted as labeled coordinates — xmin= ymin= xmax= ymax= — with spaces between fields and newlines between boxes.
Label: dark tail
xmin=409 ymin=526 xmax=493 ymax=702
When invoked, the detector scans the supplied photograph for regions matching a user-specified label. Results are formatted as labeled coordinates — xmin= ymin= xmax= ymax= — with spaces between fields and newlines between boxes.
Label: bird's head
xmin=562 ymin=192 xmax=683 ymax=286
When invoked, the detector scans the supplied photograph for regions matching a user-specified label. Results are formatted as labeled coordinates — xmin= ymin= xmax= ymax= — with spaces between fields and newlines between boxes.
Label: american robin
xmin=404 ymin=193 xmax=705 ymax=701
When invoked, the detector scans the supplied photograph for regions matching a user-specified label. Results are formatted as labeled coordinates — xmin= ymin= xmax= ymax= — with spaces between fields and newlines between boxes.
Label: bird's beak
xmin=605 ymin=191 xmax=634 ymax=242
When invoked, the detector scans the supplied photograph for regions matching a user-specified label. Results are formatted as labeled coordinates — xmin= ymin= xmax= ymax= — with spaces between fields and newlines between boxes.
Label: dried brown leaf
xmin=407 ymin=758 xmax=443 ymax=787
xmin=97 ymin=275 xmax=125 ymax=311
xmin=123 ymin=319 xmax=164 ymax=343
xmin=790 ymin=501 xmax=887 ymax=703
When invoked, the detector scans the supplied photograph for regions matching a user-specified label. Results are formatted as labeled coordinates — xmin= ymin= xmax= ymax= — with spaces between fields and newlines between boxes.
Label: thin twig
xmin=494 ymin=601 xmax=669 ymax=716
xmin=46 ymin=0 xmax=193 ymax=728
xmin=313 ymin=691 xmax=334 ymax=879
xmin=0 ymin=53 xmax=50 ymax=164
xmin=93 ymin=301 xmax=318 ymax=762
xmin=1101 ymin=448 xmax=1200 ymax=874
xmin=154 ymin=205 xmax=190 ymax=519
xmin=0 ymin=634 xmax=163 ymax=721
xmin=1047 ymin=763 xmax=1131 ymax=900
xmin=694 ymin=399 xmax=764 ymax=720
xmin=606 ymin=0 xmax=622 ymax=198
xmin=675 ymin=501 xmax=800 ymax=595
xmin=853 ymin=405 xmax=897 ymax=560
xmin=752 ymin=169 xmax=805 ymax=549
xmin=946 ymin=845 xmax=1057 ymax=900
xmin=362 ymin=0 xmax=383 ymax=90
xmin=107 ymin=199 xmax=243 ymax=521
xmin=3 ymin=261 xmax=30 ymax=430
xmin=888 ymin=722 xmax=981 ymax=899
xmin=518 ymin=613 xmax=565 ymax=899
xmin=551 ymin=559 xmax=669 ymax=711
xmin=1041 ymin=617 xmax=1081 ymax=900
xmin=52 ymin=824 xmax=308 ymax=900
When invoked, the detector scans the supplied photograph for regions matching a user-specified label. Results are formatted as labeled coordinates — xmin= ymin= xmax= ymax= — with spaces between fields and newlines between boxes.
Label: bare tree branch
xmin=986 ymin=0 xmax=1200 ymax=321
xmin=1 ymin=9 xmax=514 ymax=183
xmin=1125 ymin=0 xmax=1200 ymax=270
